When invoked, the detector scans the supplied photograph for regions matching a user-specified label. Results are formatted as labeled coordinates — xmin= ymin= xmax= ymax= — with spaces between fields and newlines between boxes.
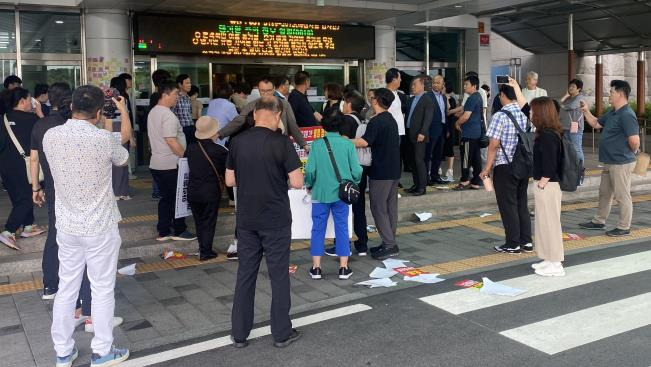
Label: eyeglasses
xmin=259 ymin=88 xmax=275 ymax=95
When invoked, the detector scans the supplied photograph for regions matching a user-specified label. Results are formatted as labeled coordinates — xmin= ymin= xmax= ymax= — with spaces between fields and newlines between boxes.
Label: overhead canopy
xmin=482 ymin=0 xmax=651 ymax=55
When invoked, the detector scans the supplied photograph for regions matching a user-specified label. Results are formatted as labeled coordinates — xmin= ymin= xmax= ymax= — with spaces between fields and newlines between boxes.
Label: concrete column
xmin=596 ymin=55 xmax=603 ymax=115
xmin=638 ymin=51 xmax=646 ymax=117
xmin=84 ymin=9 xmax=131 ymax=88
xmin=568 ymin=14 xmax=575 ymax=81
xmin=465 ymin=17 xmax=491 ymax=86
xmin=364 ymin=24 xmax=395 ymax=90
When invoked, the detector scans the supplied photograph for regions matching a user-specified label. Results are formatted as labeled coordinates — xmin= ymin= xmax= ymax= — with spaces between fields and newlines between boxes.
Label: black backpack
xmin=559 ymin=133 xmax=580 ymax=192
xmin=499 ymin=110 xmax=534 ymax=180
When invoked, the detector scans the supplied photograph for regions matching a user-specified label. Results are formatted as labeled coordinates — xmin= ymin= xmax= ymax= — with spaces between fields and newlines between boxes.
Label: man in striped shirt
xmin=172 ymin=74 xmax=195 ymax=144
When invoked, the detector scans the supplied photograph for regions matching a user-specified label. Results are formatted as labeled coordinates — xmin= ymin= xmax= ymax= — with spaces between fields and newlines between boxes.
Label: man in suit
xmin=426 ymin=75 xmax=450 ymax=185
xmin=404 ymin=75 xmax=435 ymax=196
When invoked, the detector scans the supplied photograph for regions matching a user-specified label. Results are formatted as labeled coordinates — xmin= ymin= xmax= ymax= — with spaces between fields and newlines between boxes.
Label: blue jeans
xmin=566 ymin=130 xmax=584 ymax=163
xmin=310 ymin=201 xmax=350 ymax=257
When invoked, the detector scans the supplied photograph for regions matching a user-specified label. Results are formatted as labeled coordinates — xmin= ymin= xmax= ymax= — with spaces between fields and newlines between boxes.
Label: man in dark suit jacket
xmin=425 ymin=75 xmax=449 ymax=185
xmin=404 ymin=75 xmax=435 ymax=196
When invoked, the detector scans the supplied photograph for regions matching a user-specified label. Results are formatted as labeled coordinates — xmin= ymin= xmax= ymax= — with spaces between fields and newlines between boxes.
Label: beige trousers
xmin=534 ymin=182 xmax=564 ymax=262
xmin=593 ymin=162 xmax=635 ymax=230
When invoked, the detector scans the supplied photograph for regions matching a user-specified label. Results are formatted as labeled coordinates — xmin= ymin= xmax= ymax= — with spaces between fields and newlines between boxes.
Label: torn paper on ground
xmin=366 ymin=225 xmax=377 ymax=233
xmin=414 ymin=212 xmax=432 ymax=222
xmin=369 ymin=267 xmax=398 ymax=279
xmin=382 ymin=258 xmax=410 ymax=270
xmin=355 ymin=278 xmax=398 ymax=288
xmin=479 ymin=213 xmax=492 ymax=218
xmin=118 ymin=264 xmax=136 ymax=276
xmin=434 ymin=185 xmax=451 ymax=190
xmin=479 ymin=277 xmax=526 ymax=297
xmin=404 ymin=274 xmax=445 ymax=284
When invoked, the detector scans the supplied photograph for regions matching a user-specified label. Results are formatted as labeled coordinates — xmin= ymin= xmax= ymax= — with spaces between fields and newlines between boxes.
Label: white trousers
xmin=51 ymin=225 xmax=121 ymax=357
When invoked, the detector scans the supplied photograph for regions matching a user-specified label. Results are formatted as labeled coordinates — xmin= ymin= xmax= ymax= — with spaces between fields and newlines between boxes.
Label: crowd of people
xmin=0 ymin=60 xmax=642 ymax=364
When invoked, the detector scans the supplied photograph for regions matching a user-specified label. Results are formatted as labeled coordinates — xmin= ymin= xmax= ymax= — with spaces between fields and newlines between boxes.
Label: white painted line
xmin=120 ymin=303 xmax=373 ymax=367
xmin=420 ymin=250 xmax=651 ymax=315
xmin=500 ymin=292 xmax=651 ymax=354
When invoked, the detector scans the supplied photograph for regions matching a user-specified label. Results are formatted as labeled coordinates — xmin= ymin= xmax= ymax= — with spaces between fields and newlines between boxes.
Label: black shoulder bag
xmin=323 ymin=137 xmax=360 ymax=205
xmin=499 ymin=110 xmax=535 ymax=180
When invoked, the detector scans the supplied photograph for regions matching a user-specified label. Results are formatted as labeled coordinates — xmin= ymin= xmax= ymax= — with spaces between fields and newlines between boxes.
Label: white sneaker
xmin=535 ymin=262 xmax=565 ymax=277
xmin=85 ymin=316 xmax=123 ymax=333
xmin=438 ymin=168 xmax=442 ymax=176
xmin=226 ymin=240 xmax=238 ymax=260
xmin=445 ymin=169 xmax=454 ymax=182
xmin=531 ymin=260 xmax=550 ymax=270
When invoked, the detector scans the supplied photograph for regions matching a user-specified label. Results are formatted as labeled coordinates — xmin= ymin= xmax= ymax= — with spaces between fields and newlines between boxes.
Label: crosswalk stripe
xmin=500 ymin=292 xmax=651 ymax=354
xmin=419 ymin=250 xmax=651 ymax=315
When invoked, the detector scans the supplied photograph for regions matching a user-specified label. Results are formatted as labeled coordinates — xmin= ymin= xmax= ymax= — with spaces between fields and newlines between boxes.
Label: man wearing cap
xmin=186 ymin=116 xmax=229 ymax=261
xmin=226 ymin=96 xmax=304 ymax=349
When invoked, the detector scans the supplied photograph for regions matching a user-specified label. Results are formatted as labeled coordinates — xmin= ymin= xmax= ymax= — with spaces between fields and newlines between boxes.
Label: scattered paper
xmin=479 ymin=277 xmax=526 ymax=297
xmin=479 ymin=213 xmax=492 ymax=218
xmin=382 ymin=258 xmax=410 ymax=270
xmin=366 ymin=225 xmax=377 ymax=233
xmin=563 ymin=233 xmax=584 ymax=241
xmin=355 ymin=278 xmax=398 ymax=288
xmin=393 ymin=266 xmax=428 ymax=277
xmin=397 ymin=194 xmax=402 ymax=199
xmin=369 ymin=267 xmax=398 ymax=279
xmin=435 ymin=185 xmax=451 ymax=190
xmin=404 ymin=274 xmax=445 ymax=284
xmin=289 ymin=265 xmax=298 ymax=274
xmin=118 ymin=264 xmax=136 ymax=276
xmin=414 ymin=212 xmax=433 ymax=222
xmin=162 ymin=250 xmax=186 ymax=260
xmin=455 ymin=279 xmax=483 ymax=289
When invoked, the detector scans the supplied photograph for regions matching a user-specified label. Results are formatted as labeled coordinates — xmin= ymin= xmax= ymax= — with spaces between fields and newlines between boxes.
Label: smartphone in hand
xmin=496 ymin=75 xmax=509 ymax=84
xmin=102 ymin=88 xmax=121 ymax=119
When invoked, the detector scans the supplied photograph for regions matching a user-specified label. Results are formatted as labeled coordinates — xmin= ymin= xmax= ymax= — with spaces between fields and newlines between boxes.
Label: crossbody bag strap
xmin=498 ymin=110 xmax=523 ymax=165
xmin=4 ymin=114 xmax=27 ymax=158
xmin=197 ymin=141 xmax=226 ymax=189
xmin=323 ymin=137 xmax=342 ymax=183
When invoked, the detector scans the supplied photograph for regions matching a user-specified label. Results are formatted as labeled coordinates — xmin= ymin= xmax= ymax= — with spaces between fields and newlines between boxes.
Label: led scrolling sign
xmin=134 ymin=14 xmax=375 ymax=59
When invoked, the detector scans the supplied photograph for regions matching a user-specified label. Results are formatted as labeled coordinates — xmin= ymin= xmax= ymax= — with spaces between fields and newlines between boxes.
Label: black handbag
xmin=323 ymin=137 xmax=360 ymax=205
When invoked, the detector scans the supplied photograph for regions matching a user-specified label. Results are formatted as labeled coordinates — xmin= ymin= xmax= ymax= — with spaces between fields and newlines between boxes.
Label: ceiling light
xmin=55 ymin=20 xmax=64 ymax=24
xmin=454 ymin=4 xmax=462 ymax=8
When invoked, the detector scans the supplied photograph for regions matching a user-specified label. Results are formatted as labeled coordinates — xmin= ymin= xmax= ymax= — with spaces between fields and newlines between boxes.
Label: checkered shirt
xmin=172 ymin=93 xmax=193 ymax=127
xmin=486 ymin=102 xmax=529 ymax=167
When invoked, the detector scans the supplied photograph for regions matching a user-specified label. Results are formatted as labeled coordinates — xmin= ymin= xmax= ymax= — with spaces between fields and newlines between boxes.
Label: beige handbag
xmin=634 ymin=152 xmax=650 ymax=177
xmin=4 ymin=114 xmax=43 ymax=184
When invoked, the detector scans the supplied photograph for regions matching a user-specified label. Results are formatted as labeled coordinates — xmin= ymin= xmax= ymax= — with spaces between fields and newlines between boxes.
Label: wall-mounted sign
xmin=480 ymin=34 xmax=490 ymax=47
xmin=134 ymin=14 xmax=375 ymax=59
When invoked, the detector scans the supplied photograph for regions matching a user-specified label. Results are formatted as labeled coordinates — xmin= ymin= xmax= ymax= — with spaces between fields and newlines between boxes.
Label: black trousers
xmin=42 ymin=189 xmax=91 ymax=314
xmin=352 ymin=166 xmax=370 ymax=252
xmin=232 ymin=225 xmax=292 ymax=343
xmin=189 ymin=200 xmax=219 ymax=257
xmin=493 ymin=164 xmax=532 ymax=247
xmin=400 ymin=135 xmax=412 ymax=172
xmin=425 ymin=129 xmax=445 ymax=181
xmin=460 ymin=138 xmax=482 ymax=186
xmin=0 ymin=167 xmax=34 ymax=233
xmin=411 ymin=141 xmax=428 ymax=190
xmin=150 ymin=169 xmax=187 ymax=237
xmin=183 ymin=125 xmax=197 ymax=145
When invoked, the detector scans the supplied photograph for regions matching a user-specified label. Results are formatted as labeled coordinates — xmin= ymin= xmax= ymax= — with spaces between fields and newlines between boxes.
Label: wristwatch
xmin=32 ymin=187 xmax=42 ymax=192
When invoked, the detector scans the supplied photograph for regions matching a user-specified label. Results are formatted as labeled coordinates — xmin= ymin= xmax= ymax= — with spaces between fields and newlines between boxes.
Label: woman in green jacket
xmin=305 ymin=107 xmax=362 ymax=280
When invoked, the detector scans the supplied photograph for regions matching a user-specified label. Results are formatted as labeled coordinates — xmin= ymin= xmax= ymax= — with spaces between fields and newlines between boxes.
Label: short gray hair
xmin=526 ymin=71 xmax=539 ymax=80
xmin=254 ymin=95 xmax=283 ymax=114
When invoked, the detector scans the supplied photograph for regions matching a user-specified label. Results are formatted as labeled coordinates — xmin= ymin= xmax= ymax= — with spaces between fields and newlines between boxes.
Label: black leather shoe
xmin=199 ymin=251 xmax=218 ymax=261
xmin=404 ymin=185 xmax=417 ymax=193
xmin=231 ymin=336 xmax=248 ymax=348
xmin=429 ymin=179 xmax=446 ymax=185
xmin=274 ymin=329 xmax=302 ymax=348
xmin=411 ymin=189 xmax=426 ymax=196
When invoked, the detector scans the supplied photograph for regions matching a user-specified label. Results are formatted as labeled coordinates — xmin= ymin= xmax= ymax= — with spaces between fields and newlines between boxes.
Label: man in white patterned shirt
xmin=44 ymin=85 xmax=130 ymax=366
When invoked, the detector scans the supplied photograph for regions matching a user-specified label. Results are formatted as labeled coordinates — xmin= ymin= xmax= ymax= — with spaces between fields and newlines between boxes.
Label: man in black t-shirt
xmin=352 ymin=88 xmax=401 ymax=261
xmin=226 ymin=96 xmax=304 ymax=349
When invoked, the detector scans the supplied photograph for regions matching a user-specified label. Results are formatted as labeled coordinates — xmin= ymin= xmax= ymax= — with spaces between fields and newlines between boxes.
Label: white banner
xmin=175 ymin=158 xmax=192 ymax=219
xmin=289 ymin=189 xmax=352 ymax=240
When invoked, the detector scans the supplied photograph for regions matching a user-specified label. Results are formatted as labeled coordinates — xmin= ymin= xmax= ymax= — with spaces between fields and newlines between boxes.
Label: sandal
xmin=453 ymin=183 xmax=471 ymax=191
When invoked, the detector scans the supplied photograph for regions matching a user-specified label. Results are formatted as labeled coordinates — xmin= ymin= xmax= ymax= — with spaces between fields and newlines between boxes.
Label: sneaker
xmin=273 ymin=329 xmax=302 ymax=348
xmin=606 ymin=228 xmax=630 ymax=237
xmin=170 ymin=231 xmax=197 ymax=241
xmin=85 ymin=316 xmax=124 ymax=333
xmin=445 ymin=169 xmax=454 ymax=182
xmin=371 ymin=246 xmax=399 ymax=260
xmin=338 ymin=267 xmax=353 ymax=280
xmin=535 ymin=262 xmax=565 ymax=277
xmin=357 ymin=251 xmax=367 ymax=257
xmin=90 ymin=346 xmax=129 ymax=366
xmin=56 ymin=347 xmax=78 ymax=367
xmin=369 ymin=245 xmax=384 ymax=254
xmin=227 ymin=242 xmax=238 ymax=260
xmin=230 ymin=336 xmax=248 ymax=349
xmin=0 ymin=231 xmax=19 ymax=250
xmin=42 ymin=287 xmax=58 ymax=300
xmin=20 ymin=224 xmax=47 ymax=238
xmin=324 ymin=246 xmax=337 ymax=257
xmin=579 ymin=221 xmax=606 ymax=230
xmin=493 ymin=244 xmax=521 ymax=254
xmin=309 ymin=267 xmax=322 ymax=280
xmin=521 ymin=243 xmax=534 ymax=253
xmin=156 ymin=235 xmax=171 ymax=242
xmin=531 ymin=260 xmax=550 ymax=270
xmin=118 ymin=196 xmax=132 ymax=201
